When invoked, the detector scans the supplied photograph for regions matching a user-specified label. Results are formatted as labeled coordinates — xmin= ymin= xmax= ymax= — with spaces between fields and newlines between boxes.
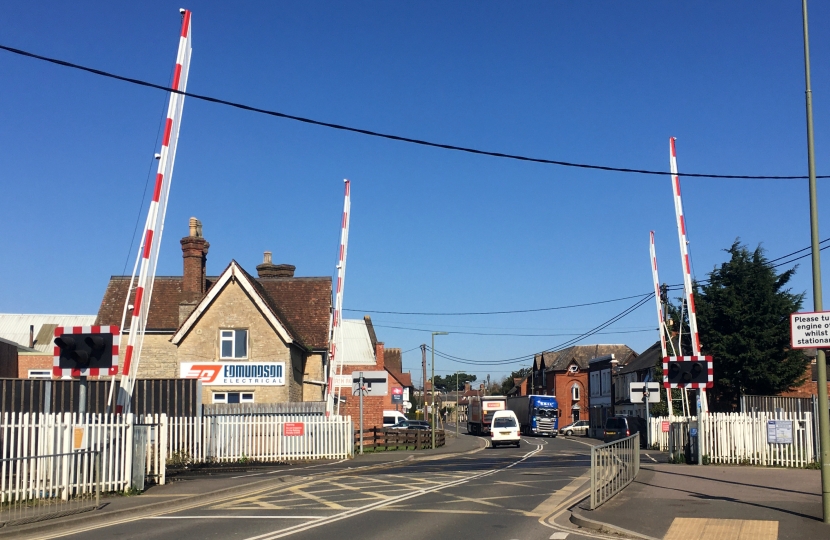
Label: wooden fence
xmin=648 ymin=412 xmax=814 ymax=468
xmin=355 ymin=428 xmax=445 ymax=451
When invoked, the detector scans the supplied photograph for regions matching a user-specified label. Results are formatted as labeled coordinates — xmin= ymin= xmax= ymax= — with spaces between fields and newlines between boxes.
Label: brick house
xmin=533 ymin=344 xmax=637 ymax=424
xmin=94 ymin=218 xmax=331 ymax=406
xmin=334 ymin=316 xmax=414 ymax=431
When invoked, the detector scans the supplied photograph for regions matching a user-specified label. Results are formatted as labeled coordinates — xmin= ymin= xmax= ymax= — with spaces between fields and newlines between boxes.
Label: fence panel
xmin=648 ymin=412 xmax=814 ymax=468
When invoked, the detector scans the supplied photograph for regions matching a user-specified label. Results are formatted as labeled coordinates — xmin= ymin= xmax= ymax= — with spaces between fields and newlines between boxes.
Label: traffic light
xmin=663 ymin=356 xmax=713 ymax=388
xmin=53 ymin=326 xmax=119 ymax=377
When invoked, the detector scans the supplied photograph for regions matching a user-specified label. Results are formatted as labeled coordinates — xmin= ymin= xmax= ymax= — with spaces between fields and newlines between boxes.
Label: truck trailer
xmin=506 ymin=395 xmax=559 ymax=436
xmin=467 ymin=395 xmax=507 ymax=435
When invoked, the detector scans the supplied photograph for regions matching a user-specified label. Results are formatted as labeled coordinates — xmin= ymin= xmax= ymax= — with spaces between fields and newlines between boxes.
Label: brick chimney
xmin=256 ymin=251 xmax=296 ymax=278
xmin=375 ymin=342 xmax=385 ymax=369
xmin=180 ymin=217 xmax=209 ymax=323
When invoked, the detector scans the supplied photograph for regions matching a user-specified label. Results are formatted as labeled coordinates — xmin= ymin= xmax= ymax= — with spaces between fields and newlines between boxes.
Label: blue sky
xmin=2 ymin=1 xmax=829 ymax=386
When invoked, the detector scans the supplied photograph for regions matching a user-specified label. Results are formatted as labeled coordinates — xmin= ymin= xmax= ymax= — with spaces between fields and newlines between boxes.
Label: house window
xmin=28 ymin=369 xmax=52 ymax=380
xmin=572 ymin=384 xmax=580 ymax=401
xmin=220 ymin=329 xmax=248 ymax=359
xmin=212 ymin=392 xmax=254 ymax=404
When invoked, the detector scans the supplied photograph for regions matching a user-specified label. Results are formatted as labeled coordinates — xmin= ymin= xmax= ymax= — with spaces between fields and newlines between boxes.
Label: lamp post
xmin=431 ymin=331 xmax=448 ymax=450
xmin=456 ymin=370 xmax=460 ymax=439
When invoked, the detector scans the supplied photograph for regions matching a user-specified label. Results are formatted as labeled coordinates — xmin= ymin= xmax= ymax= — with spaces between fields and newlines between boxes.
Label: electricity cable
xmin=1 ymin=42 xmax=827 ymax=180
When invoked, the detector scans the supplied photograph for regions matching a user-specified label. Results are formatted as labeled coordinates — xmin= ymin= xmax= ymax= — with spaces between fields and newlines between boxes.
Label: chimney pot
xmin=181 ymin=217 xmax=209 ymax=300
xmin=29 ymin=325 xmax=34 ymax=348
xmin=256 ymin=252 xmax=295 ymax=278
xmin=263 ymin=251 xmax=272 ymax=264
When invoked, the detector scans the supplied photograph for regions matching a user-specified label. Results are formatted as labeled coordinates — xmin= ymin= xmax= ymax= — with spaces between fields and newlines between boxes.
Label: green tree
xmin=689 ymin=241 xmax=808 ymax=411
xmin=433 ymin=372 xmax=476 ymax=391
xmin=497 ymin=367 xmax=532 ymax=395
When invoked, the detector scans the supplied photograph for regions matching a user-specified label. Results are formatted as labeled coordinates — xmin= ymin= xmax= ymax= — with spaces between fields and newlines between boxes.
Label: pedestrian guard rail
xmin=590 ymin=433 xmax=640 ymax=510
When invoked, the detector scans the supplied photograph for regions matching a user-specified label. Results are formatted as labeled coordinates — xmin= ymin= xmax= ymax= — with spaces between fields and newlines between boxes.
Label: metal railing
xmin=0 ymin=449 xmax=101 ymax=527
xmin=590 ymin=433 xmax=639 ymax=510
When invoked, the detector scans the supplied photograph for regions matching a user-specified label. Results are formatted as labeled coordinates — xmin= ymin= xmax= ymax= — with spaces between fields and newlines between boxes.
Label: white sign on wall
xmin=332 ymin=374 xmax=352 ymax=387
xmin=180 ymin=362 xmax=285 ymax=386
xmin=790 ymin=311 xmax=830 ymax=349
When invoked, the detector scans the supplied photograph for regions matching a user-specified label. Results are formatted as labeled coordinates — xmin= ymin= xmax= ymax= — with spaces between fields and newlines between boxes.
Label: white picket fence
xmin=0 ymin=412 xmax=353 ymax=505
xmin=166 ymin=414 xmax=354 ymax=463
xmin=648 ymin=412 xmax=814 ymax=468
xmin=0 ymin=412 xmax=166 ymax=500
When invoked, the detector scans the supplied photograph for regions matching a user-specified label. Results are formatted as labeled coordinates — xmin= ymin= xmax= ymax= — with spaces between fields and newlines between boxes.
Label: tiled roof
xmin=388 ymin=370 xmax=413 ymax=388
xmin=535 ymin=344 xmax=637 ymax=372
xmin=96 ymin=270 xmax=331 ymax=350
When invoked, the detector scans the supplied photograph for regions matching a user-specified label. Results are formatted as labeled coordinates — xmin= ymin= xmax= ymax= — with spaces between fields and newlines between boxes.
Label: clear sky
xmin=2 ymin=1 xmax=829 ymax=387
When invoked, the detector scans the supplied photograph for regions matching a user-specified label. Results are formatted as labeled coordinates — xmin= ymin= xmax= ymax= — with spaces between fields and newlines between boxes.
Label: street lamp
xmin=431 ymin=331 xmax=448 ymax=450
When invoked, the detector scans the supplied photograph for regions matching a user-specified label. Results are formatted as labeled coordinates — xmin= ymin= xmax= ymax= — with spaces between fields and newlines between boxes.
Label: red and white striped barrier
xmin=116 ymin=10 xmax=193 ymax=413
xmin=328 ymin=179 xmax=351 ymax=415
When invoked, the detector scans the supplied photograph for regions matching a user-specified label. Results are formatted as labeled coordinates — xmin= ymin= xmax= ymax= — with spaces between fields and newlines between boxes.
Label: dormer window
xmin=568 ymin=364 xmax=578 ymax=373
xmin=220 ymin=329 xmax=248 ymax=359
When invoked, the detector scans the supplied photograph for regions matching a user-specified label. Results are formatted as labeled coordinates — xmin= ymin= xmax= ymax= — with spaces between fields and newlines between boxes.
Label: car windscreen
xmin=493 ymin=417 xmax=517 ymax=428
xmin=383 ymin=417 xmax=397 ymax=425
xmin=605 ymin=418 xmax=625 ymax=430
xmin=534 ymin=408 xmax=555 ymax=417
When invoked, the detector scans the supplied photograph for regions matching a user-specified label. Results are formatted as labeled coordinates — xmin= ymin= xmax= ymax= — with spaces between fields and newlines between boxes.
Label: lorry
xmin=466 ymin=395 xmax=507 ymax=435
xmin=506 ymin=395 xmax=559 ymax=436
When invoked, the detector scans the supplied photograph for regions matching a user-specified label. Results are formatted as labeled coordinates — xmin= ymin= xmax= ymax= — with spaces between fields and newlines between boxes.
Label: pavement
xmin=572 ymin=463 xmax=828 ymax=540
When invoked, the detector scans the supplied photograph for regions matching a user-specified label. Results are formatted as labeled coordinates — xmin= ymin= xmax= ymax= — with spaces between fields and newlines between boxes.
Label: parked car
xmin=489 ymin=410 xmax=521 ymax=448
xmin=383 ymin=410 xmax=408 ymax=427
xmin=560 ymin=420 xmax=589 ymax=437
xmin=389 ymin=420 xmax=430 ymax=430
xmin=603 ymin=416 xmax=647 ymax=447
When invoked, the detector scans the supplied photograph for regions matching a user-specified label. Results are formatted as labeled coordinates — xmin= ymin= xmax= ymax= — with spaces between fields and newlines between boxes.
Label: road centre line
xmin=243 ymin=445 xmax=545 ymax=540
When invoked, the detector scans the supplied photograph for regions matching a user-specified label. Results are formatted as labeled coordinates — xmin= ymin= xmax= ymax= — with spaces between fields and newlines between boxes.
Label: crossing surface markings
xmin=664 ymin=518 xmax=777 ymax=540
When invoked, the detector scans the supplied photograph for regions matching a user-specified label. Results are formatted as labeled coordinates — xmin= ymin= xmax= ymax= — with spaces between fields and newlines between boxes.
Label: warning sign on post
xmin=790 ymin=311 xmax=830 ymax=349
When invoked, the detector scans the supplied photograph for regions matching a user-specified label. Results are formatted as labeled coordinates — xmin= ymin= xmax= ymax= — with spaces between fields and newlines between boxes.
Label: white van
xmin=383 ymin=410 xmax=407 ymax=427
xmin=490 ymin=410 xmax=521 ymax=448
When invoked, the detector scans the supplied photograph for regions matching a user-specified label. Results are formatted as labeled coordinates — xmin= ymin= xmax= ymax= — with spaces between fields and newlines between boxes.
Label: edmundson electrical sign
xmin=180 ymin=362 xmax=285 ymax=386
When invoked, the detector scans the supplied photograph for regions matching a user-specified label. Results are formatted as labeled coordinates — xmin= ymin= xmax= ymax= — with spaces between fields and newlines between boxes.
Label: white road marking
xmin=241 ymin=444 xmax=546 ymax=540
xmin=550 ymin=533 xmax=569 ymax=539
xmin=231 ymin=459 xmax=348 ymax=479
xmin=149 ymin=516 xmax=326 ymax=520
xmin=643 ymin=453 xmax=659 ymax=463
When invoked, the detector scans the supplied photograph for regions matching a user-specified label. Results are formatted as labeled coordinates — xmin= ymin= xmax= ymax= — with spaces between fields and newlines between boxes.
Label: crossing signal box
xmin=663 ymin=356 xmax=713 ymax=389
xmin=53 ymin=326 xmax=119 ymax=377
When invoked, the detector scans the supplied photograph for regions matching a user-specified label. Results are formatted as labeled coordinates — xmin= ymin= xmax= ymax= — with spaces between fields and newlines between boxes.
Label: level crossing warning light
xmin=53 ymin=326 xmax=119 ymax=377
xmin=662 ymin=356 xmax=713 ymax=389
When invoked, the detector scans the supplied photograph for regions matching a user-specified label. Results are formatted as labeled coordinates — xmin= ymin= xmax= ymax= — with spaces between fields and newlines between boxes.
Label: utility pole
xmin=802 ymin=0 xmax=830 ymax=523
xmin=431 ymin=332 xmax=448 ymax=450
xmin=456 ymin=371 xmax=459 ymax=439
xmin=421 ymin=344 xmax=427 ymax=419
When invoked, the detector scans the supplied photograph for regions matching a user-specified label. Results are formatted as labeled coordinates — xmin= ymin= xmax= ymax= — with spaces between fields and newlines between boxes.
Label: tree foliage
xmin=677 ymin=241 xmax=808 ymax=411
xmin=497 ymin=367 xmax=532 ymax=395
xmin=432 ymin=372 xmax=476 ymax=391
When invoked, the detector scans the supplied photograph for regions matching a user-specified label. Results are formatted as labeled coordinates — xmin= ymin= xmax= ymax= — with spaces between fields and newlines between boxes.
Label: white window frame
xmin=220 ymin=329 xmax=248 ymax=359
xmin=212 ymin=391 xmax=255 ymax=404
xmin=572 ymin=384 xmax=580 ymax=401
xmin=28 ymin=369 xmax=52 ymax=380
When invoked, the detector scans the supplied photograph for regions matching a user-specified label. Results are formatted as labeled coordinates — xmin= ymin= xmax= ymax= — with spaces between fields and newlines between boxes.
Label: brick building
xmin=334 ymin=317 xmax=413 ymax=431
xmin=0 ymin=313 xmax=97 ymax=378
xmin=95 ymin=218 xmax=332 ymax=405
xmin=533 ymin=344 xmax=636 ymax=424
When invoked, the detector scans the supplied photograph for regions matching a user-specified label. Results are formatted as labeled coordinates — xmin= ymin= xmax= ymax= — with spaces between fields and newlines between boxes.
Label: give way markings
xmin=239 ymin=443 xmax=545 ymax=540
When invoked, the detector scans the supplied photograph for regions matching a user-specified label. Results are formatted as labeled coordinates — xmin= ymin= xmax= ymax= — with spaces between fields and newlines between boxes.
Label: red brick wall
xmin=551 ymin=371 xmax=589 ymax=424
xmin=17 ymin=355 xmax=52 ymax=378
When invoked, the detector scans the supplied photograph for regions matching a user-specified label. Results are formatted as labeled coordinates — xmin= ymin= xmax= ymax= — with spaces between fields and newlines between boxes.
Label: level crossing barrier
xmin=590 ymin=433 xmax=640 ymax=510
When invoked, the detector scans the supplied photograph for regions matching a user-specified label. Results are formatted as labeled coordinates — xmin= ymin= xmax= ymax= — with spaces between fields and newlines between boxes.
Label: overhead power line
xmin=371 ymin=323 xmax=655 ymax=337
xmin=428 ymin=294 xmax=653 ymax=366
xmin=1 ymin=42 xmax=827 ymax=181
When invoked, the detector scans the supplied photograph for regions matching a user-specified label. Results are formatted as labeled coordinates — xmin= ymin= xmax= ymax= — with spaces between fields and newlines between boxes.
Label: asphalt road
xmin=57 ymin=435 xmax=615 ymax=540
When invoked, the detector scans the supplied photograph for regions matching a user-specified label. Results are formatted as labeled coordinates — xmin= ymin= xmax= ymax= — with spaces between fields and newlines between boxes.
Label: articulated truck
xmin=506 ymin=395 xmax=559 ymax=436
xmin=467 ymin=395 xmax=507 ymax=435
